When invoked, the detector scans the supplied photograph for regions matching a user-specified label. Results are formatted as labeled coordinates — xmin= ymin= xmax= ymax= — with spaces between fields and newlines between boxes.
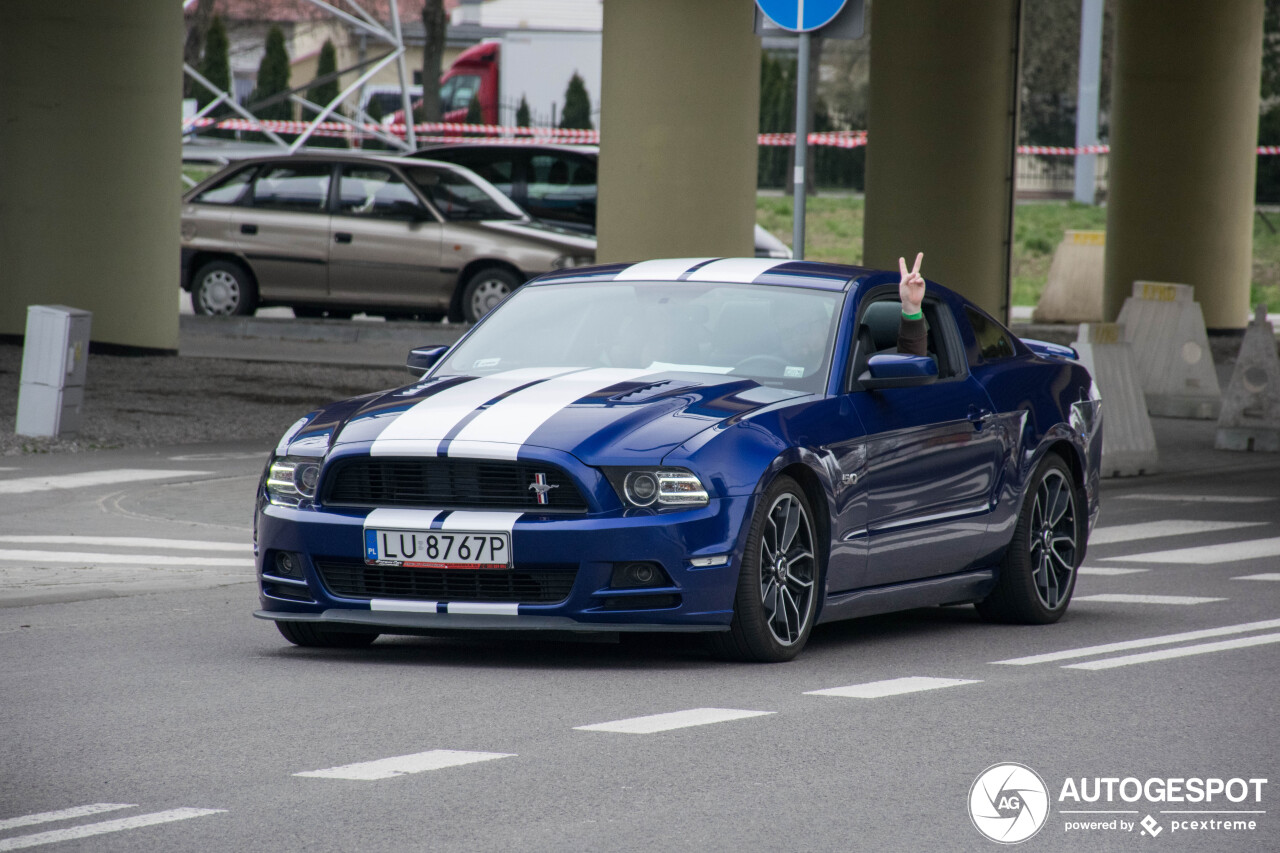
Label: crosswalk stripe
xmin=575 ymin=708 xmax=774 ymax=734
xmin=1088 ymin=520 xmax=1265 ymax=545
xmin=0 ymin=804 xmax=135 ymax=832
xmin=0 ymin=470 xmax=211 ymax=495
xmin=294 ymin=750 xmax=514 ymax=780
xmin=0 ymin=536 xmax=249 ymax=552
xmin=991 ymin=618 xmax=1280 ymax=665
xmin=1063 ymin=633 xmax=1280 ymax=671
xmin=1102 ymin=537 xmax=1280 ymax=565
xmin=0 ymin=808 xmax=224 ymax=851
xmin=1078 ymin=567 xmax=1148 ymax=576
xmin=1115 ymin=494 xmax=1275 ymax=504
xmin=1235 ymin=573 xmax=1280 ymax=582
xmin=1074 ymin=594 xmax=1224 ymax=605
xmin=0 ymin=550 xmax=254 ymax=567
xmin=804 ymin=676 xmax=980 ymax=699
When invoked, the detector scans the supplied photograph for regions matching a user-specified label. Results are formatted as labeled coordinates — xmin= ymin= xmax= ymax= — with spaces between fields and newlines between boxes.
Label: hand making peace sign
xmin=898 ymin=252 xmax=925 ymax=315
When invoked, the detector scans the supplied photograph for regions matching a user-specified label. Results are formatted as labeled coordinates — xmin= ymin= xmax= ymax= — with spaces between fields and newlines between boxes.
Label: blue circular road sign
xmin=756 ymin=0 xmax=848 ymax=33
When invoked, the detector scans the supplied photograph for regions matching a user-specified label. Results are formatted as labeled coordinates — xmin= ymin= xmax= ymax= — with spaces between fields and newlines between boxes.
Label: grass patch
xmin=758 ymin=196 xmax=1280 ymax=311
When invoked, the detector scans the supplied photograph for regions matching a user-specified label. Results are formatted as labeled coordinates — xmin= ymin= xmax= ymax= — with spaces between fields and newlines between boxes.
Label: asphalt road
xmin=1 ymin=442 xmax=1278 ymax=852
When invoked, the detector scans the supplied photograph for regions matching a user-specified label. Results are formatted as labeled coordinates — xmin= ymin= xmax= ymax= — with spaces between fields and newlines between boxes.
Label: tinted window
xmin=526 ymin=153 xmax=596 ymax=228
xmin=337 ymin=165 xmax=426 ymax=219
xmin=444 ymin=74 xmax=481 ymax=112
xmin=441 ymin=150 xmax=517 ymax=196
xmin=192 ymin=166 xmax=252 ymax=204
xmin=405 ymin=166 xmax=522 ymax=221
xmin=966 ymin=307 xmax=1016 ymax=362
xmin=248 ymin=163 xmax=332 ymax=212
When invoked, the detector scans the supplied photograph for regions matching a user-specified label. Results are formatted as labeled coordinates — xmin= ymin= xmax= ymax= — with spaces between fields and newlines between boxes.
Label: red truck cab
xmin=440 ymin=41 xmax=499 ymax=124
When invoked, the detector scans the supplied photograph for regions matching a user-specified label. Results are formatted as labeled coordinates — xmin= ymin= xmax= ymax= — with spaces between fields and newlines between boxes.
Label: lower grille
xmin=315 ymin=557 xmax=576 ymax=604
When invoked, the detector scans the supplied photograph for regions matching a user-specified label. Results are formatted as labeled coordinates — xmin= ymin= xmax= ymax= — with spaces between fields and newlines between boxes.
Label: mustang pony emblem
xmin=528 ymin=473 xmax=559 ymax=505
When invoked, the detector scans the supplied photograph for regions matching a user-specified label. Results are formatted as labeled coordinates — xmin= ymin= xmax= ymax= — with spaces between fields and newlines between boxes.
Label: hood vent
xmin=608 ymin=380 xmax=698 ymax=403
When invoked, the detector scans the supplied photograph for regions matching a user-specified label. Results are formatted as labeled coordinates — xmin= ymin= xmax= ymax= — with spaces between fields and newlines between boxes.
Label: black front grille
xmin=323 ymin=458 xmax=587 ymax=512
xmin=315 ymin=557 xmax=577 ymax=604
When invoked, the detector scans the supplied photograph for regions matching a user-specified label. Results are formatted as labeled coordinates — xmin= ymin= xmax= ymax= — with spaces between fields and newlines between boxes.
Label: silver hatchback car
xmin=181 ymin=153 xmax=596 ymax=323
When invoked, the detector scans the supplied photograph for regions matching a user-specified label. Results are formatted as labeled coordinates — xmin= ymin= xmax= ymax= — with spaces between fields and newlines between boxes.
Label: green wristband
xmin=901 ymin=309 xmax=923 ymax=321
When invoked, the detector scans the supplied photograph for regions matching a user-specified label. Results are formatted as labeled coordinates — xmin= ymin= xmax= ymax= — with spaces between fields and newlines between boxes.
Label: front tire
xmin=192 ymin=259 xmax=257 ymax=316
xmin=976 ymin=454 xmax=1083 ymax=624
xmin=276 ymin=620 xmax=379 ymax=648
xmin=461 ymin=267 xmax=519 ymax=323
xmin=710 ymin=476 xmax=820 ymax=662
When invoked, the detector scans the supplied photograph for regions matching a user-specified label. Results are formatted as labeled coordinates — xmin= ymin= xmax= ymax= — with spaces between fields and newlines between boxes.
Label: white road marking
xmin=1063 ymin=633 xmax=1280 ymax=671
xmin=1077 ymin=567 xmax=1148 ymax=576
xmin=0 ymin=536 xmax=249 ymax=552
xmin=1116 ymin=494 xmax=1275 ymax=503
xmin=0 ymin=804 xmax=134 ymax=832
xmin=0 ymin=808 xmax=224 ymax=851
xmin=1236 ymin=573 xmax=1280 ymax=582
xmin=991 ymin=618 xmax=1280 ymax=666
xmin=0 ymin=470 xmax=211 ymax=495
xmin=804 ymin=676 xmax=981 ymax=699
xmin=0 ymin=550 xmax=254 ymax=567
xmin=575 ymin=708 xmax=775 ymax=734
xmin=1103 ymin=538 xmax=1280 ymax=565
xmin=1074 ymin=594 xmax=1224 ymax=605
xmin=294 ymin=750 xmax=514 ymax=780
xmin=1088 ymin=520 xmax=1266 ymax=545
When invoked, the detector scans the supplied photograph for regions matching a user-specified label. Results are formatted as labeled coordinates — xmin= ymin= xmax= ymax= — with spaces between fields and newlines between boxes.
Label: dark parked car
xmin=181 ymin=152 xmax=596 ymax=323
xmin=413 ymin=142 xmax=793 ymax=259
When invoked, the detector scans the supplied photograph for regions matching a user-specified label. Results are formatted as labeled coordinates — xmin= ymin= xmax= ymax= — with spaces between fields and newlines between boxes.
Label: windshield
xmin=438 ymin=280 xmax=844 ymax=393
xmin=404 ymin=165 xmax=525 ymax=221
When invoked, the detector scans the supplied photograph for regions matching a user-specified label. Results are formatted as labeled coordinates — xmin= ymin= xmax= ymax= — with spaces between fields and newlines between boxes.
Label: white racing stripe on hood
xmin=447 ymin=367 xmax=654 ymax=460
xmin=363 ymin=508 xmax=444 ymax=530
xmin=371 ymin=367 xmax=576 ymax=456
xmin=438 ymin=511 xmax=522 ymax=533
xmin=613 ymin=258 xmax=716 ymax=281
xmin=684 ymin=257 xmax=789 ymax=282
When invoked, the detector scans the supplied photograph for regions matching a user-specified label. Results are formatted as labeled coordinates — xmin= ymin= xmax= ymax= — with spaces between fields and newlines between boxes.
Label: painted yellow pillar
xmin=863 ymin=0 xmax=1021 ymax=321
xmin=0 ymin=0 xmax=181 ymax=351
xmin=596 ymin=0 xmax=760 ymax=262
xmin=1104 ymin=0 xmax=1263 ymax=330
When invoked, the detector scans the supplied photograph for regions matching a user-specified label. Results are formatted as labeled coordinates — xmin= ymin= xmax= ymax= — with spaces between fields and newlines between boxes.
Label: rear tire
xmin=461 ymin=267 xmax=520 ymax=323
xmin=976 ymin=454 xmax=1082 ymax=624
xmin=275 ymin=620 xmax=379 ymax=648
xmin=192 ymin=259 xmax=257 ymax=316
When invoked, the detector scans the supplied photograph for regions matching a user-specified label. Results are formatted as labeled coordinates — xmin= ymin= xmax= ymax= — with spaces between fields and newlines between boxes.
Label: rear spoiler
xmin=1021 ymin=338 xmax=1079 ymax=361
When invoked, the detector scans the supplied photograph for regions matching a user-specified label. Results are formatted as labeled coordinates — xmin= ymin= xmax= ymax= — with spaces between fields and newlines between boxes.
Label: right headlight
xmin=603 ymin=467 xmax=709 ymax=509
xmin=265 ymin=455 xmax=322 ymax=507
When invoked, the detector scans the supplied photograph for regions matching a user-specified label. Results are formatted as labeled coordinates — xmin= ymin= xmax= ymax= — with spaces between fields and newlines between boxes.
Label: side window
xmin=450 ymin=151 xmax=516 ymax=196
xmin=526 ymin=153 xmax=596 ymax=227
xmin=966 ymin=307 xmax=1016 ymax=362
xmin=191 ymin=166 xmax=253 ymax=205
xmin=847 ymin=296 xmax=964 ymax=390
xmin=446 ymin=75 xmax=481 ymax=112
xmin=248 ymin=163 xmax=332 ymax=213
xmin=336 ymin=165 xmax=426 ymax=219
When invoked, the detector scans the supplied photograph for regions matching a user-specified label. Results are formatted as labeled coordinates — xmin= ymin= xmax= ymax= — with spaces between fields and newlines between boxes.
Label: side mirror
xmin=859 ymin=353 xmax=938 ymax=390
xmin=406 ymin=345 xmax=448 ymax=374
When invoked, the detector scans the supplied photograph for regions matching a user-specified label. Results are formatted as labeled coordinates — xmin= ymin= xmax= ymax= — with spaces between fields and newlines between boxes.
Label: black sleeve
xmin=897 ymin=316 xmax=927 ymax=357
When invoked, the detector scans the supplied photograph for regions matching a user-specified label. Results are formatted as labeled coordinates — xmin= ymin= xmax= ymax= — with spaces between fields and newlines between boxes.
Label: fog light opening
xmin=610 ymin=561 xmax=670 ymax=589
xmin=274 ymin=551 xmax=304 ymax=579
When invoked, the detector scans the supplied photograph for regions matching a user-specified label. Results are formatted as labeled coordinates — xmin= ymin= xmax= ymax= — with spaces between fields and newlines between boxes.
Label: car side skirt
xmin=816 ymin=568 xmax=996 ymax=625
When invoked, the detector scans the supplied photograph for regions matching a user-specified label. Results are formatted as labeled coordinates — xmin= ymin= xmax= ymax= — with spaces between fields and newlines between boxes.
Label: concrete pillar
xmin=596 ymin=0 xmax=759 ymax=262
xmin=863 ymin=0 xmax=1021 ymax=321
xmin=1104 ymin=0 xmax=1264 ymax=330
xmin=0 ymin=0 xmax=181 ymax=352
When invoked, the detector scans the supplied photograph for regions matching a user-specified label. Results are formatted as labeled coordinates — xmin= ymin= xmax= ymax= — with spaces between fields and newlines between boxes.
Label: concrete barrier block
xmin=1032 ymin=230 xmax=1105 ymax=324
xmin=1215 ymin=304 xmax=1280 ymax=452
xmin=1074 ymin=322 xmax=1159 ymax=476
xmin=1115 ymin=281 xmax=1222 ymax=419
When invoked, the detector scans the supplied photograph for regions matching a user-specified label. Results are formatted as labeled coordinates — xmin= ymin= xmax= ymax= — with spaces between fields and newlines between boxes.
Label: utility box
xmin=16 ymin=305 xmax=92 ymax=437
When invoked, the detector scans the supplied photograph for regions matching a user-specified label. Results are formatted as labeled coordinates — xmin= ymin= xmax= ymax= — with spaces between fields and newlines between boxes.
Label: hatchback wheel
xmin=192 ymin=260 xmax=257 ymax=316
xmin=461 ymin=267 xmax=519 ymax=323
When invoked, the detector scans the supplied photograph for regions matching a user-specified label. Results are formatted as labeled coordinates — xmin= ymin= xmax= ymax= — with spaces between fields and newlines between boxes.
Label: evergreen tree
xmin=559 ymin=72 xmax=593 ymax=130
xmin=307 ymin=39 xmax=339 ymax=108
xmin=196 ymin=15 xmax=231 ymax=112
xmin=251 ymin=26 xmax=292 ymax=121
xmin=516 ymin=95 xmax=531 ymax=128
xmin=466 ymin=93 xmax=483 ymax=129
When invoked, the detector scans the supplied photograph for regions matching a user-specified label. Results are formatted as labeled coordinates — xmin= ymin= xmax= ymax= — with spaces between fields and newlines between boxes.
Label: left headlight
xmin=552 ymin=254 xmax=596 ymax=269
xmin=603 ymin=467 xmax=709 ymax=509
xmin=265 ymin=455 xmax=322 ymax=507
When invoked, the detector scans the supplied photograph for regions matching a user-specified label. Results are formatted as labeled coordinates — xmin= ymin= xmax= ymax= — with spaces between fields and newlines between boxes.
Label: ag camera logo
xmin=969 ymin=763 xmax=1050 ymax=844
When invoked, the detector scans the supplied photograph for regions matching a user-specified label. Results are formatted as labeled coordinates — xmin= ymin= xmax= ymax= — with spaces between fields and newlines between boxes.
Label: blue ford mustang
xmin=254 ymin=258 xmax=1101 ymax=661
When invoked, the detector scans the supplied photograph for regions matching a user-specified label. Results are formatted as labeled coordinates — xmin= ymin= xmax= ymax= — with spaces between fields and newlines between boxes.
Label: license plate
xmin=365 ymin=529 xmax=511 ymax=569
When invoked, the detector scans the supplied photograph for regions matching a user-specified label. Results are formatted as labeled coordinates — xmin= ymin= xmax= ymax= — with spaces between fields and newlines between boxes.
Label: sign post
xmin=755 ymin=0 xmax=850 ymax=260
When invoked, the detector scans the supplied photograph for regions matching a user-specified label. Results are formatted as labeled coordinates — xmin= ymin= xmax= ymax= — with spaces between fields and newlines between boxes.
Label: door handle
xmin=240 ymin=223 xmax=258 ymax=235
xmin=968 ymin=405 xmax=994 ymax=430
xmin=334 ymin=232 xmax=353 ymax=244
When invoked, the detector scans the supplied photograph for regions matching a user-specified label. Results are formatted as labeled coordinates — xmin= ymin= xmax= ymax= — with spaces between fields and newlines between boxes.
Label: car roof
xmin=531 ymin=258 xmax=877 ymax=292
xmin=416 ymin=141 xmax=599 ymax=156
xmin=216 ymin=151 xmax=464 ymax=170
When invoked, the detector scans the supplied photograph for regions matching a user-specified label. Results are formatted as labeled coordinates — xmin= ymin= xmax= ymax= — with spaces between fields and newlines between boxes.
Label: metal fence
xmin=1015 ymin=153 xmax=1110 ymax=201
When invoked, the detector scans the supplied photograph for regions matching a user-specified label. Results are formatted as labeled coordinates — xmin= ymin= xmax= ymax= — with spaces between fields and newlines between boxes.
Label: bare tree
xmin=418 ymin=0 xmax=446 ymax=121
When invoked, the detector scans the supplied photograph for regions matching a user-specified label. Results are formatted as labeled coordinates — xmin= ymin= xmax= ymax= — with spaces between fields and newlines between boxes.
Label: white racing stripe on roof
xmin=448 ymin=367 xmax=653 ymax=460
xmin=684 ymin=257 xmax=790 ymax=283
xmin=371 ymin=367 xmax=574 ymax=456
xmin=612 ymin=258 xmax=716 ymax=281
